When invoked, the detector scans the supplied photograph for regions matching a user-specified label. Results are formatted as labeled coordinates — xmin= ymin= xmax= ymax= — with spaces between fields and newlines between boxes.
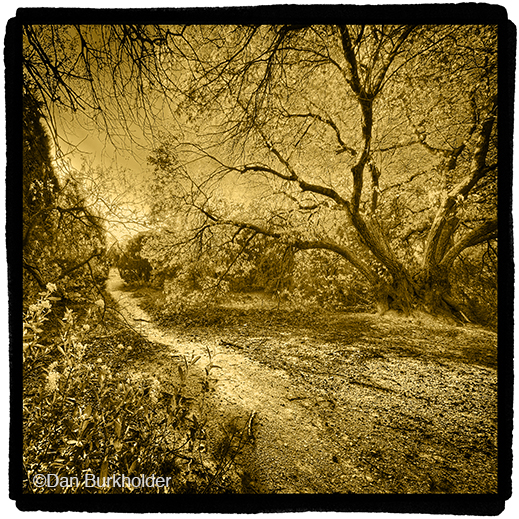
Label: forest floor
xmin=106 ymin=269 xmax=498 ymax=494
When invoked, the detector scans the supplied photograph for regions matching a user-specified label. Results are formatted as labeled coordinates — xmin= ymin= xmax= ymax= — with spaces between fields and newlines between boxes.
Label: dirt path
xmin=106 ymin=269 xmax=498 ymax=494
xmin=106 ymin=269 xmax=359 ymax=492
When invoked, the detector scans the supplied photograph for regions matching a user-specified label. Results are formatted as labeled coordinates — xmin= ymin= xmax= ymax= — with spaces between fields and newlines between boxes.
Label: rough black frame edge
xmin=8 ymin=3 xmax=513 ymax=514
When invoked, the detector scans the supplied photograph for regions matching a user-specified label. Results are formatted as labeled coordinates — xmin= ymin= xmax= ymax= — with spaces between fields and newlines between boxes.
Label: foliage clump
xmin=142 ymin=224 xmax=374 ymax=323
xmin=289 ymin=250 xmax=373 ymax=311
xmin=116 ymin=233 xmax=153 ymax=285
xmin=23 ymin=287 xmax=251 ymax=494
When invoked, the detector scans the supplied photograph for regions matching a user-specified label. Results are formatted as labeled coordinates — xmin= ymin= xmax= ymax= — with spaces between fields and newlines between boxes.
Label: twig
xmin=247 ymin=411 xmax=256 ymax=441
xmin=220 ymin=340 xmax=244 ymax=349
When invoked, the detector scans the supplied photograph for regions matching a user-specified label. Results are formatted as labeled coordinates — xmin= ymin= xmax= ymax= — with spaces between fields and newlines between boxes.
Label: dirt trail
xmin=106 ymin=269 xmax=498 ymax=494
xmin=106 ymin=269 xmax=359 ymax=493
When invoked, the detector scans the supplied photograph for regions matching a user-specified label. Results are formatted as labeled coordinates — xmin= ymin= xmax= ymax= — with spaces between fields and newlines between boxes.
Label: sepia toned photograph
xmin=11 ymin=3 xmax=513 ymax=514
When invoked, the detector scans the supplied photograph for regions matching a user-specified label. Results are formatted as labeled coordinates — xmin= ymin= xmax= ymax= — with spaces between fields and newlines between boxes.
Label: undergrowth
xmin=22 ymin=284 xmax=253 ymax=494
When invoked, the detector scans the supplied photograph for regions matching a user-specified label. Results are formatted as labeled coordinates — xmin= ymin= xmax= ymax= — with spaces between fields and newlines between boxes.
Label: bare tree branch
xmin=424 ymin=111 xmax=496 ymax=269
xmin=440 ymin=219 xmax=498 ymax=270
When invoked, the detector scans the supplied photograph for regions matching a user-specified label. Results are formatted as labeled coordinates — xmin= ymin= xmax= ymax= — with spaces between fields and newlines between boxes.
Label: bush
xmin=22 ymin=286 xmax=249 ymax=494
xmin=224 ymin=235 xmax=295 ymax=294
xmin=117 ymin=234 xmax=152 ymax=284
xmin=289 ymin=250 xmax=372 ymax=311
xmin=451 ymin=245 xmax=497 ymax=329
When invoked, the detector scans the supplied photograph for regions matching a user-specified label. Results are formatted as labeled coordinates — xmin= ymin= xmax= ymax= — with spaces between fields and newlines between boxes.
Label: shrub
xmin=163 ymin=261 xmax=229 ymax=309
xmin=117 ymin=234 xmax=152 ymax=284
xmin=22 ymin=287 xmax=248 ymax=494
xmin=223 ymin=235 xmax=295 ymax=294
xmin=451 ymin=244 xmax=497 ymax=329
xmin=289 ymin=250 xmax=372 ymax=311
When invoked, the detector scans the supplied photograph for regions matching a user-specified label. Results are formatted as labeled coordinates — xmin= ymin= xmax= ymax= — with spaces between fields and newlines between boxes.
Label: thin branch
xmin=283 ymin=111 xmax=357 ymax=156
xmin=52 ymin=249 xmax=102 ymax=282
xmin=23 ymin=260 xmax=47 ymax=289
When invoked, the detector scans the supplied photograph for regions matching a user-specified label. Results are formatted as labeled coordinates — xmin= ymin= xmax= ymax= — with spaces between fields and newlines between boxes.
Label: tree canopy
xmin=144 ymin=24 xmax=498 ymax=320
xmin=19 ymin=16 xmax=504 ymax=323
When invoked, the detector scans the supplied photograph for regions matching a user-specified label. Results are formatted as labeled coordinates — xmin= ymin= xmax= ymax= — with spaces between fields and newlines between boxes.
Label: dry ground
xmin=106 ymin=270 xmax=498 ymax=494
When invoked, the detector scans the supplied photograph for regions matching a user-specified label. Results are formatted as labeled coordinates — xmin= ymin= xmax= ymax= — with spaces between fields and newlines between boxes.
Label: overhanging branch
xmin=53 ymin=249 xmax=103 ymax=282
xmin=439 ymin=219 xmax=498 ymax=270
xmin=196 ymin=207 xmax=377 ymax=285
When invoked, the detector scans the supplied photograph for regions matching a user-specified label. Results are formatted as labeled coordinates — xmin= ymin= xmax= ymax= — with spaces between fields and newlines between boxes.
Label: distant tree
xmin=117 ymin=233 xmax=152 ymax=284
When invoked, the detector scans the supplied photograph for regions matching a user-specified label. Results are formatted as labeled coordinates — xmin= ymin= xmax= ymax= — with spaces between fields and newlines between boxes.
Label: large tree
xmin=145 ymin=24 xmax=498 ymax=319
xmin=22 ymin=84 xmax=107 ymax=301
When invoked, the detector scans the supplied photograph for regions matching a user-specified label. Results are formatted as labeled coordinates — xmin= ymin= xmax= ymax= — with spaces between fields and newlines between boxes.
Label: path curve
xmin=106 ymin=269 xmax=363 ymax=493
